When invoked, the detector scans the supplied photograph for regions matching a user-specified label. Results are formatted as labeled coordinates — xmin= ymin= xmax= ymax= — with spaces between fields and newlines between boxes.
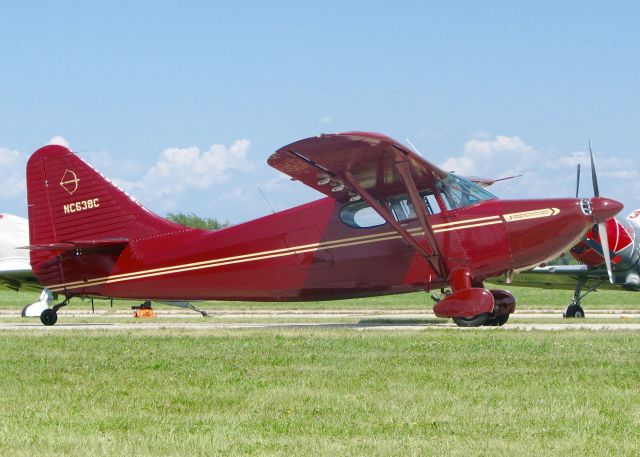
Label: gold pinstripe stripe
xmin=432 ymin=215 xmax=500 ymax=228
xmin=47 ymin=229 xmax=405 ymax=290
xmin=433 ymin=220 xmax=503 ymax=233
xmin=48 ymin=216 xmax=507 ymax=292
xmin=53 ymin=233 xmax=406 ymax=291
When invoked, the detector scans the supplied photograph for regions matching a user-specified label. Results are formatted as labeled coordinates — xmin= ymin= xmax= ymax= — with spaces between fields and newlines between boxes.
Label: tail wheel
xmin=452 ymin=313 xmax=489 ymax=327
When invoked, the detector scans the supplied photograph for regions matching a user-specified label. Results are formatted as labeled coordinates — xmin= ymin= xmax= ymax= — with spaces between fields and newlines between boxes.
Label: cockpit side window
xmin=435 ymin=174 xmax=496 ymax=210
xmin=340 ymin=190 xmax=442 ymax=228
xmin=339 ymin=176 xmax=495 ymax=228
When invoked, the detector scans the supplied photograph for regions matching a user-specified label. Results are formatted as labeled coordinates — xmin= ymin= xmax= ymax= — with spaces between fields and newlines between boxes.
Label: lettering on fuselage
xmin=503 ymin=208 xmax=560 ymax=222
xmin=63 ymin=198 xmax=100 ymax=214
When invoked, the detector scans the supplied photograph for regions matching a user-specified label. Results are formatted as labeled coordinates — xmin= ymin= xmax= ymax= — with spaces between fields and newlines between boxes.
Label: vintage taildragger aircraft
xmin=22 ymin=132 xmax=623 ymax=326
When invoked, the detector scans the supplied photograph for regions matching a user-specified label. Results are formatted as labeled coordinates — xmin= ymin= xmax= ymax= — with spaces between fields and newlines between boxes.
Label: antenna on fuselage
xmin=575 ymin=164 xmax=581 ymax=198
xmin=405 ymin=138 xmax=422 ymax=156
xmin=257 ymin=187 xmax=276 ymax=214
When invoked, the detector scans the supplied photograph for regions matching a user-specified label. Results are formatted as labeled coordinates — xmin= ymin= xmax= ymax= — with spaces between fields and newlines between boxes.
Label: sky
xmin=1 ymin=1 xmax=639 ymax=223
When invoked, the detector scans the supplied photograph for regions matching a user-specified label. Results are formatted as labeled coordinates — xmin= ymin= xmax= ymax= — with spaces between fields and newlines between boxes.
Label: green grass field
xmin=2 ymin=286 xmax=640 ymax=456
xmin=0 ymin=329 xmax=639 ymax=456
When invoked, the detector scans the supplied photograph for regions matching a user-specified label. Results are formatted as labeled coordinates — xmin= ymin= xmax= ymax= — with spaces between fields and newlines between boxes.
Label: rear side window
xmin=339 ymin=201 xmax=386 ymax=228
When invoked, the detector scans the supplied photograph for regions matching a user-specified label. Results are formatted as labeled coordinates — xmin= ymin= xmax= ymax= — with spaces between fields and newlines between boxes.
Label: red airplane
xmin=23 ymin=132 xmax=622 ymax=326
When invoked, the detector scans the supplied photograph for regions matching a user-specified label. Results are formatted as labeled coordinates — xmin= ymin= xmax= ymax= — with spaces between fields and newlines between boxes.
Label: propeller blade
xmin=575 ymin=164 xmax=581 ymax=198
xmin=589 ymin=142 xmax=600 ymax=197
xmin=598 ymin=221 xmax=614 ymax=284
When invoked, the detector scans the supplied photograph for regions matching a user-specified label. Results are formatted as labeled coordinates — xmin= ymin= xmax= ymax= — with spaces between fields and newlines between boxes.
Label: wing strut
xmin=342 ymin=168 xmax=446 ymax=278
xmin=393 ymin=157 xmax=449 ymax=277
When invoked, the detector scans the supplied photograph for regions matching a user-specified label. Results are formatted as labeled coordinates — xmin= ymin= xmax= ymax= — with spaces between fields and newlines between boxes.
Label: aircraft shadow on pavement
xmin=356 ymin=318 xmax=447 ymax=327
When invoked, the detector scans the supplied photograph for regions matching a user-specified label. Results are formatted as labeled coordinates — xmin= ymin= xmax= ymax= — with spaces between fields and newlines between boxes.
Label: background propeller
xmin=589 ymin=142 xmax=600 ymax=198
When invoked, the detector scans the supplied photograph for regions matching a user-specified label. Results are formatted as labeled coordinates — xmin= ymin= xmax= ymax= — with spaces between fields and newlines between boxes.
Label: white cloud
xmin=253 ymin=134 xmax=638 ymax=220
xmin=47 ymin=136 xmax=70 ymax=148
xmin=135 ymin=139 xmax=253 ymax=198
xmin=440 ymin=135 xmax=536 ymax=177
xmin=0 ymin=147 xmax=27 ymax=199
xmin=540 ymin=148 xmax=639 ymax=198
xmin=551 ymin=150 xmax=587 ymax=169
xmin=221 ymin=187 xmax=252 ymax=203
xmin=321 ymin=115 xmax=333 ymax=125
xmin=604 ymin=169 xmax=639 ymax=180
xmin=437 ymin=135 xmax=639 ymax=211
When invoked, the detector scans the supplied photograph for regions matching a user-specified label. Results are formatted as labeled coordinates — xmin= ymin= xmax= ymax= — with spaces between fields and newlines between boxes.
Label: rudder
xmin=26 ymin=145 xmax=183 ymax=282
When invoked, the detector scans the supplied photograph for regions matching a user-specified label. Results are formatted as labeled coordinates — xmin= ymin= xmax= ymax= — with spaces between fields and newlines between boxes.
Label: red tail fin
xmin=26 ymin=145 xmax=183 ymax=283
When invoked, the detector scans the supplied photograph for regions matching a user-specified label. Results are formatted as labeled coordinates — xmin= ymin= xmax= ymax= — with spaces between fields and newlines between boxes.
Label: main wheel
xmin=40 ymin=309 xmax=58 ymax=326
xmin=484 ymin=314 xmax=510 ymax=326
xmin=563 ymin=303 xmax=585 ymax=318
xmin=453 ymin=313 xmax=489 ymax=327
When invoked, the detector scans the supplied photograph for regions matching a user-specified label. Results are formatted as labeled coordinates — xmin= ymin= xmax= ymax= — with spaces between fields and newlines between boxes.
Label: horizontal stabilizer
xmin=21 ymin=238 xmax=129 ymax=251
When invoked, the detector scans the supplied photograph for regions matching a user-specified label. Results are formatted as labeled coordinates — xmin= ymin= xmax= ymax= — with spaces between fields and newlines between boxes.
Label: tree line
xmin=166 ymin=212 xmax=230 ymax=230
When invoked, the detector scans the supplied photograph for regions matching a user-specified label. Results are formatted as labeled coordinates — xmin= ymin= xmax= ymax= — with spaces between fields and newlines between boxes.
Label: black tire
xmin=453 ymin=313 xmax=489 ymax=327
xmin=484 ymin=314 xmax=510 ymax=326
xmin=563 ymin=303 xmax=585 ymax=318
xmin=40 ymin=309 xmax=58 ymax=326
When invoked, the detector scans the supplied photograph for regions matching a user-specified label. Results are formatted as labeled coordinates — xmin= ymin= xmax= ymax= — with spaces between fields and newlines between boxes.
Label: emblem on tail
xmin=59 ymin=169 xmax=79 ymax=195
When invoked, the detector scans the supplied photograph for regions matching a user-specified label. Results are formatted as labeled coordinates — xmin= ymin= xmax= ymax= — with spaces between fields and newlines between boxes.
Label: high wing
xmin=268 ymin=131 xmax=448 ymax=201
xmin=491 ymin=265 xmax=618 ymax=291
xmin=269 ymin=132 xmax=449 ymax=277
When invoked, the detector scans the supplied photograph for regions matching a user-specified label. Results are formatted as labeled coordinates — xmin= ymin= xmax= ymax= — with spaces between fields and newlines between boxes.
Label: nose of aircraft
xmin=590 ymin=197 xmax=623 ymax=223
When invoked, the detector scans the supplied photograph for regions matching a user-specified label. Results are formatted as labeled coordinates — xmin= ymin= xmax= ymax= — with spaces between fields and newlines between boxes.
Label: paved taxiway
xmin=1 ymin=309 xmax=640 ymax=331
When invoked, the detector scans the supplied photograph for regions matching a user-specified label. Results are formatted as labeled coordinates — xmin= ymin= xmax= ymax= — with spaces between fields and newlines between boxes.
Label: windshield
xmin=435 ymin=174 xmax=496 ymax=210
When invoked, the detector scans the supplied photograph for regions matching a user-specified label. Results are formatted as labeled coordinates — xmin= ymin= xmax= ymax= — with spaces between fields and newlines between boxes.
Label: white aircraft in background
xmin=0 ymin=213 xmax=49 ymax=316
xmin=0 ymin=213 xmax=31 ymax=284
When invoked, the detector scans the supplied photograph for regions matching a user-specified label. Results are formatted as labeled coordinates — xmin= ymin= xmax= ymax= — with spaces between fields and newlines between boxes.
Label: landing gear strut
xmin=563 ymin=277 xmax=603 ymax=319
xmin=40 ymin=296 xmax=71 ymax=326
